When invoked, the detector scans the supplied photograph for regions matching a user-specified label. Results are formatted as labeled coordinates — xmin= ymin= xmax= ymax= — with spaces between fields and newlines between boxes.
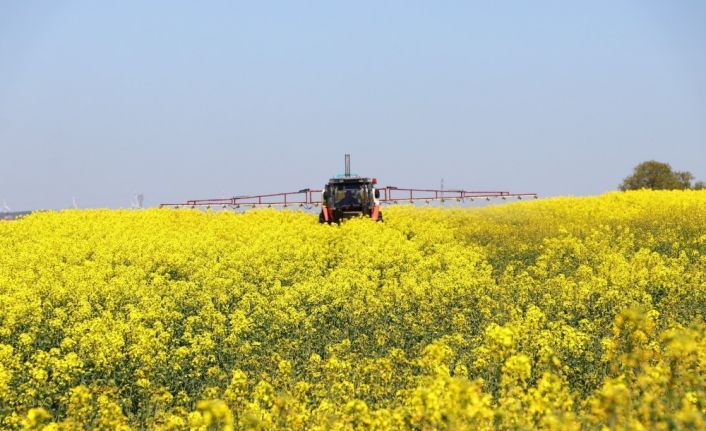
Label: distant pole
xmin=441 ymin=178 xmax=444 ymax=192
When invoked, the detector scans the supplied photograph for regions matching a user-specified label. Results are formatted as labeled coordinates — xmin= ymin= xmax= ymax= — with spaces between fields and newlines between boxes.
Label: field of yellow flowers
xmin=2 ymin=190 xmax=706 ymax=430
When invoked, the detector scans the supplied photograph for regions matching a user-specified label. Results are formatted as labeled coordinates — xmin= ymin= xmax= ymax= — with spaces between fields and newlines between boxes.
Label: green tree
xmin=619 ymin=160 xmax=696 ymax=191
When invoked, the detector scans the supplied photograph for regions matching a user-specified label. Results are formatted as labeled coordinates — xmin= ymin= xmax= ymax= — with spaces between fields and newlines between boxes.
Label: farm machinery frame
xmin=160 ymin=155 xmax=537 ymax=224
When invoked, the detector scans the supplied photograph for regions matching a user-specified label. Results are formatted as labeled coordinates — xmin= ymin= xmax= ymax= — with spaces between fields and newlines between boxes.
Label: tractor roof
xmin=327 ymin=176 xmax=372 ymax=184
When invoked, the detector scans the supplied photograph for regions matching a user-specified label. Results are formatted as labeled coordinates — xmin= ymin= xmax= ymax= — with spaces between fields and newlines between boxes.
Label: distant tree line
xmin=620 ymin=160 xmax=705 ymax=191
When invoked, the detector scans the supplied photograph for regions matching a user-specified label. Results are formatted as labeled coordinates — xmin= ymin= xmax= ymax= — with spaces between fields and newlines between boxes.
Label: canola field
xmin=2 ymin=190 xmax=706 ymax=430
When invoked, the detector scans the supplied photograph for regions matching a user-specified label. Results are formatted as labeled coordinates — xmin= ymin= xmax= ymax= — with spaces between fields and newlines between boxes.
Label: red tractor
xmin=318 ymin=154 xmax=382 ymax=223
xmin=320 ymin=175 xmax=382 ymax=224
xmin=160 ymin=154 xmax=536 ymax=223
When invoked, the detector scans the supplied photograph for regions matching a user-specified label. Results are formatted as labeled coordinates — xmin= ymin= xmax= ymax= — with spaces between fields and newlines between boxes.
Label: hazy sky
xmin=1 ymin=1 xmax=705 ymax=210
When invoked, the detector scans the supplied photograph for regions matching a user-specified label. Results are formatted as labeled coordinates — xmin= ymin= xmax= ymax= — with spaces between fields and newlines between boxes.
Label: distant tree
xmin=695 ymin=181 xmax=706 ymax=190
xmin=619 ymin=160 xmax=697 ymax=191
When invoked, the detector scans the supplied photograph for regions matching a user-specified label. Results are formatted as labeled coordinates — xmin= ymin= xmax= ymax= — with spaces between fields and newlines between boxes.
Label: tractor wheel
xmin=319 ymin=211 xmax=333 ymax=224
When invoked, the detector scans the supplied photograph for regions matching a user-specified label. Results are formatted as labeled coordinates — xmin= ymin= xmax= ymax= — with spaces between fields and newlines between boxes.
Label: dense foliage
xmin=1 ymin=190 xmax=706 ymax=430
xmin=619 ymin=160 xmax=704 ymax=191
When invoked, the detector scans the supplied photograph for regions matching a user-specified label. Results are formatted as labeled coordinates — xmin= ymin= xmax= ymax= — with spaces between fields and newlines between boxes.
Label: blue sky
xmin=1 ymin=1 xmax=705 ymax=210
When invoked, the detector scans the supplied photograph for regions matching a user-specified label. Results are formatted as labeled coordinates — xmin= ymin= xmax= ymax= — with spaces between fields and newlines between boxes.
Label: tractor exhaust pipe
xmin=345 ymin=154 xmax=351 ymax=177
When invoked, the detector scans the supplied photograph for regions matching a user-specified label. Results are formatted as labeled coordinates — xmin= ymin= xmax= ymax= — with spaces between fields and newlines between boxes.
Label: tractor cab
xmin=319 ymin=156 xmax=382 ymax=224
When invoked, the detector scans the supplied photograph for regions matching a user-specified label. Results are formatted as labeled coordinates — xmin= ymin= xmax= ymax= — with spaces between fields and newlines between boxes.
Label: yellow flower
xmin=0 ymin=190 xmax=705 ymax=428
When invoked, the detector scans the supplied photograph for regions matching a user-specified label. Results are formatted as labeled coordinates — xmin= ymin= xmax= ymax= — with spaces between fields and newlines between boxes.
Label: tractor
xmin=160 ymin=154 xmax=537 ymax=221
xmin=319 ymin=156 xmax=382 ymax=223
